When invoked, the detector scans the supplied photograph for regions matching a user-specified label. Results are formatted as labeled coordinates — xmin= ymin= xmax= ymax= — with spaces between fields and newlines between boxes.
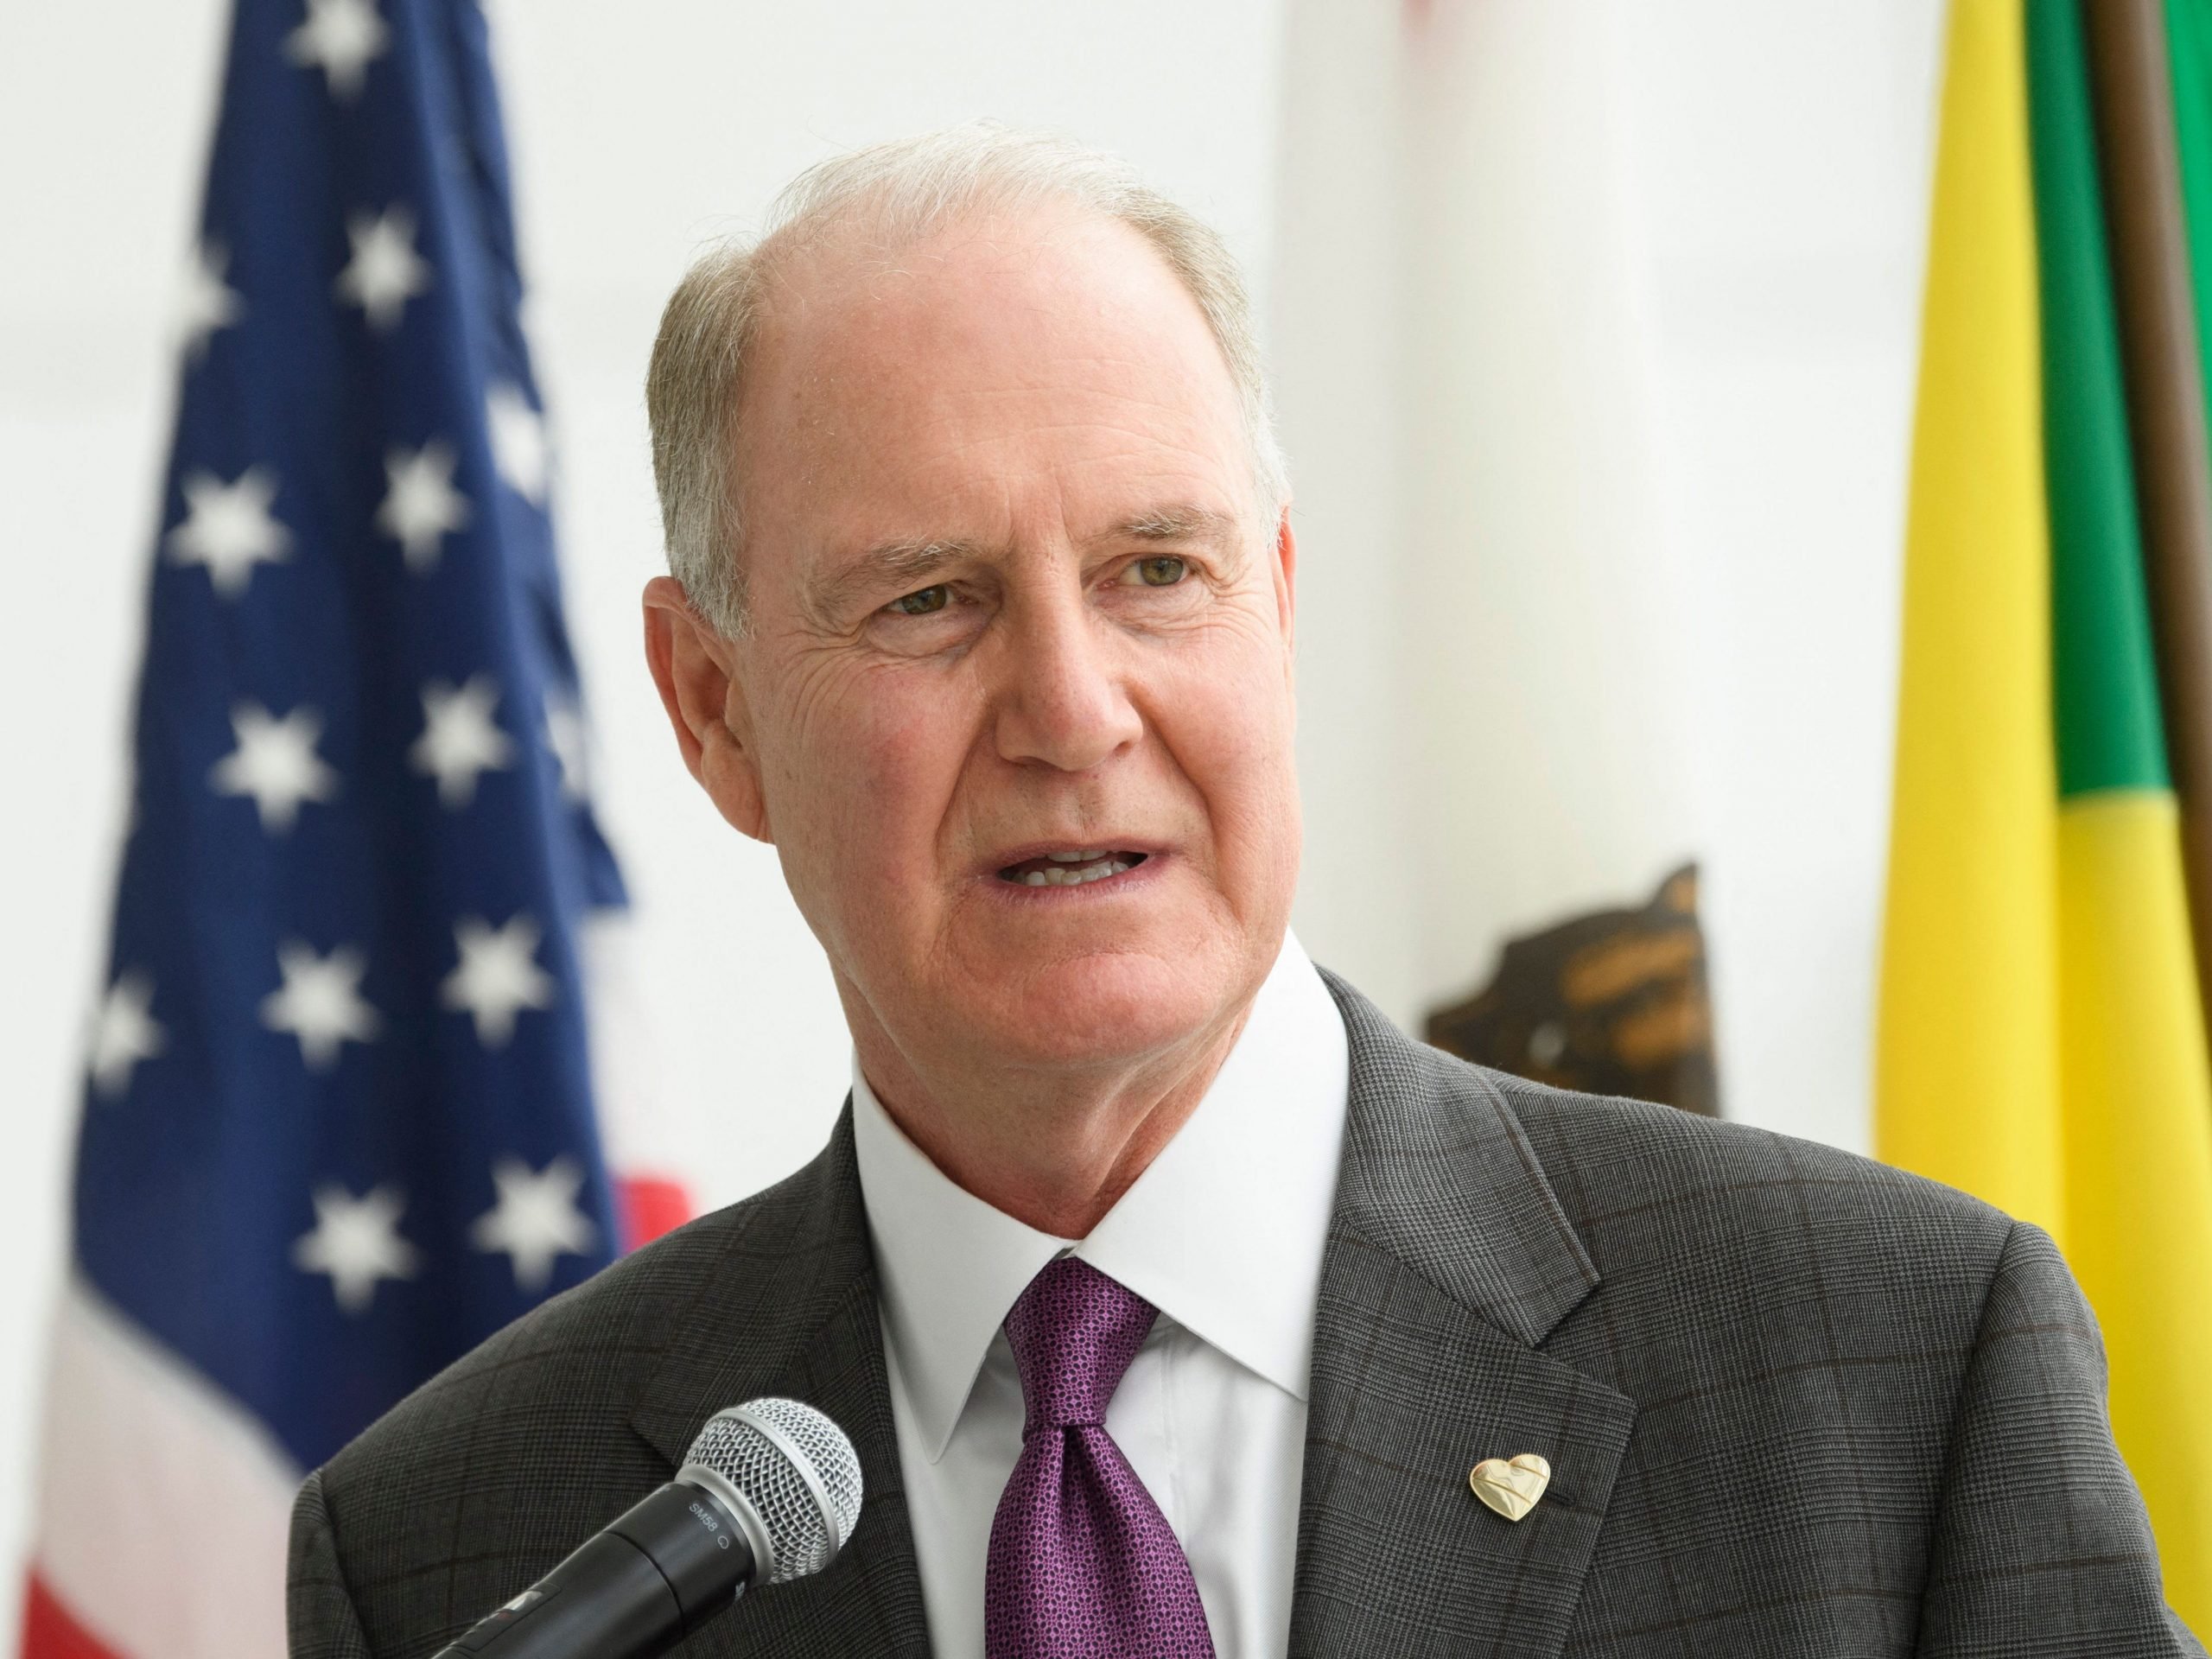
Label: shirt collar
xmin=851 ymin=931 xmax=1351 ymax=1462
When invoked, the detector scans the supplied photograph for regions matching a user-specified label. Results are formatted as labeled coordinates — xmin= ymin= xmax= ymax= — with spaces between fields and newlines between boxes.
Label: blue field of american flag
xmin=22 ymin=4 xmax=681 ymax=1655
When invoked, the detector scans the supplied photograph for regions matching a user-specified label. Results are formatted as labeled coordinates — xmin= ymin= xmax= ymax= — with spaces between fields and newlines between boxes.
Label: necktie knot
xmin=1002 ymin=1256 xmax=1157 ymax=1434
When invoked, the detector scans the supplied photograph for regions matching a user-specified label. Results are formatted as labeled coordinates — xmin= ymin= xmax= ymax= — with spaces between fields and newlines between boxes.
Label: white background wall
xmin=0 ymin=0 xmax=1940 ymax=1637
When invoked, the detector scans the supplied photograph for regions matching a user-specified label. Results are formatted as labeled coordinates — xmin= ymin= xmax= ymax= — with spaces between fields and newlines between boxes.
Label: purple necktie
xmin=983 ymin=1256 xmax=1217 ymax=1658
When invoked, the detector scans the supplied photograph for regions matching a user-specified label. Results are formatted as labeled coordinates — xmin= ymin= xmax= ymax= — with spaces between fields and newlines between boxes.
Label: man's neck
xmin=849 ymin=1003 xmax=1255 ymax=1239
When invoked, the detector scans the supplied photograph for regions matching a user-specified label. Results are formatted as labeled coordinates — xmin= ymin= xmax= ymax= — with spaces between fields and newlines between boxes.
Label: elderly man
xmin=289 ymin=129 xmax=2199 ymax=1658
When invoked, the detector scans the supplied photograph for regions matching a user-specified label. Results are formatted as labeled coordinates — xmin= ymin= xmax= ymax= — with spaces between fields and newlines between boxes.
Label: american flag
xmin=22 ymin=3 xmax=682 ymax=1656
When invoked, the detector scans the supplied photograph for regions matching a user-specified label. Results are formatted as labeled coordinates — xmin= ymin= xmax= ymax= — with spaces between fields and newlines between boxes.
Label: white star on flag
xmin=543 ymin=701 xmax=588 ymax=802
xmin=88 ymin=970 xmax=165 ymax=1101
xmin=284 ymin=0 xmax=389 ymax=102
xmin=410 ymin=675 xmax=516 ymax=807
xmin=293 ymin=1185 xmax=419 ymax=1314
xmin=375 ymin=441 xmax=471 ymax=572
xmin=209 ymin=702 xmax=340 ymax=832
xmin=441 ymin=913 xmax=556 ymax=1048
xmin=166 ymin=467 xmax=291 ymax=600
xmin=178 ymin=239 xmax=245 ymax=361
xmin=335 ymin=206 xmax=431 ymax=333
xmin=260 ymin=940 xmax=380 ymax=1071
xmin=485 ymin=381 xmax=550 ymax=506
xmin=469 ymin=1156 xmax=598 ymax=1292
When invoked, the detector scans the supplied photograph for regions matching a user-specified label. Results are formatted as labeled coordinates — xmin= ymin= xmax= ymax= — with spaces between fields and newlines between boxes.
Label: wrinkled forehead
xmin=729 ymin=202 xmax=1254 ymax=543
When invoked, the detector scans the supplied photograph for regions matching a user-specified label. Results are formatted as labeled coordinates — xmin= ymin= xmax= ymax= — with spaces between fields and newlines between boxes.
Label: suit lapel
xmin=1291 ymin=976 xmax=1638 ymax=1658
xmin=628 ymin=1109 xmax=931 ymax=1659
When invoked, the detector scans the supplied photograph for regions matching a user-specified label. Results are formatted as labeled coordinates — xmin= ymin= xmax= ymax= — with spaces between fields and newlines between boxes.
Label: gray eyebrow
xmin=1109 ymin=505 xmax=1243 ymax=543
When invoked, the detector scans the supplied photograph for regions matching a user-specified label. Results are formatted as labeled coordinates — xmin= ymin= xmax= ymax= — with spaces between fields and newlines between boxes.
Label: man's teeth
xmin=1020 ymin=855 xmax=1135 ymax=887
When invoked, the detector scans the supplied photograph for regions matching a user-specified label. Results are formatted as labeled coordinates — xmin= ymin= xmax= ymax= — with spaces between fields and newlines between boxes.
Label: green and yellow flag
xmin=1879 ymin=0 xmax=2212 ymax=1624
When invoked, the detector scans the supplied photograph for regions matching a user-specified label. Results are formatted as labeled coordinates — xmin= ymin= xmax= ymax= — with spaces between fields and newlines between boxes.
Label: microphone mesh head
xmin=682 ymin=1398 xmax=863 ymax=1584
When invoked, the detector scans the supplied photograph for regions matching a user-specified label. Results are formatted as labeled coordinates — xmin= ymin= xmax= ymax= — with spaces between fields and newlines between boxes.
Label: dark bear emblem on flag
xmin=1427 ymin=864 xmax=1719 ymax=1116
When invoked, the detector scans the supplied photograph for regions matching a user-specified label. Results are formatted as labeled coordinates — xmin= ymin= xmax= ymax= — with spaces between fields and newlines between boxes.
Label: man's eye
xmin=887 ymin=585 xmax=950 ymax=616
xmin=1133 ymin=556 xmax=1186 ymax=588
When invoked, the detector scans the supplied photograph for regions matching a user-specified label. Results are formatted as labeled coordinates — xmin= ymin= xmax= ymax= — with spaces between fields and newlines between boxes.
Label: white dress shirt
xmin=850 ymin=933 xmax=1351 ymax=1659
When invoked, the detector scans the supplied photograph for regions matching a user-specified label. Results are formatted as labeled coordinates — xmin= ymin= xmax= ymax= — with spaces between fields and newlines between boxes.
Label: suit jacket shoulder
xmin=288 ymin=1130 xmax=925 ymax=1659
xmin=1294 ymin=972 xmax=2198 ymax=1656
xmin=1503 ymin=1074 xmax=2193 ymax=1653
xmin=1494 ymin=1065 xmax=2019 ymax=1354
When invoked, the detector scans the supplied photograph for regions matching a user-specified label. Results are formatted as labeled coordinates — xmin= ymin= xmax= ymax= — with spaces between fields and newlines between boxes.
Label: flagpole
xmin=2082 ymin=0 xmax=2212 ymax=1037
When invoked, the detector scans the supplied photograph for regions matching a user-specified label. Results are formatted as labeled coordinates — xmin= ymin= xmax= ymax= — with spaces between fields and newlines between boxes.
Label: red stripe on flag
xmin=20 ymin=1573 xmax=124 ymax=1659
xmin=615 ymin=1174 xmax=691 ymax=1251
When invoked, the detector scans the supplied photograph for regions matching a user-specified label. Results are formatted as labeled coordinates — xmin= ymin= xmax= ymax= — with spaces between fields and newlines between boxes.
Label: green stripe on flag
xmin=2170 ymin=0 xmax=2212 ymax=436
xmin=2029 ymin=0 xmax=2173 ymax=798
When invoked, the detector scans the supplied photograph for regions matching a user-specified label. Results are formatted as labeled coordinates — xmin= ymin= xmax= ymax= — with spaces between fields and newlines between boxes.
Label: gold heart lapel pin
xmin=1468 ymin=1452 xmax=1551 ymax=1522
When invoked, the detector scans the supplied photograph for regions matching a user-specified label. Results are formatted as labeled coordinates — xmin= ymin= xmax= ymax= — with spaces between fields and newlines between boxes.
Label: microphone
xmin=431 ymin=1397 xmax=863 ymax=1659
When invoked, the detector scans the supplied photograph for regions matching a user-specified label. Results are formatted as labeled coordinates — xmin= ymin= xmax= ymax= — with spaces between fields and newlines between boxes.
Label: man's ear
xmin=1271 ymin=507 xmax=1298 ymax=657
xmin=641 ymin=575 xmax=774 ymax=843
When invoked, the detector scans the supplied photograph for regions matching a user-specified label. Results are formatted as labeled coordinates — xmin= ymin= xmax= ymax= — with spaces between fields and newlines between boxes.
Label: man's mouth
xmin=995 ymin=849 xmax=1151 ymax=888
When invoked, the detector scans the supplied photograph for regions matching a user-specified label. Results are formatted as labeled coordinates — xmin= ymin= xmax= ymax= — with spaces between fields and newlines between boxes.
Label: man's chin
xmin=951 ymin=948 xmax=1239 ymax=1073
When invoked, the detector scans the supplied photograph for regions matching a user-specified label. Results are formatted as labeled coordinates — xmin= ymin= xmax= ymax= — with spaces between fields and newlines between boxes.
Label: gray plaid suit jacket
xmin=289 ymin=972 xmax=2203 ymax=1656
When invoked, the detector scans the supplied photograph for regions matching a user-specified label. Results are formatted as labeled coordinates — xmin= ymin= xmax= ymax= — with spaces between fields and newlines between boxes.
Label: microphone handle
xmin=431 ymin=1479 xmax=757 ymax=1659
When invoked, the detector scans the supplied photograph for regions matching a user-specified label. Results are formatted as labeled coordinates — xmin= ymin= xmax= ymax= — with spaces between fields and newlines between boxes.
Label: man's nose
xmin=992 ymin=594 xmax=1144 ymax=773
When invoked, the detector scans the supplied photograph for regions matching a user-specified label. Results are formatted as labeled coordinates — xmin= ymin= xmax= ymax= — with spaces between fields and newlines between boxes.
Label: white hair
xmin=645 ymin=123 xmax=1288 ymax=637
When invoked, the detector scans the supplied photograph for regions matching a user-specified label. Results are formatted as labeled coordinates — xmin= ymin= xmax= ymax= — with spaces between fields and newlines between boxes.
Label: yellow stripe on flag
xmin=1877 ymin=0 xmax=2063 ymax=1238
xmin=2057 ymin=790 xmax=2212 ymax=1617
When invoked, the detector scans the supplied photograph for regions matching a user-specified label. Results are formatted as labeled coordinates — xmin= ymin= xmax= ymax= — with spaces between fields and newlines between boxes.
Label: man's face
xmin=684 ymin=204 xmax=1300 ymax=1084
